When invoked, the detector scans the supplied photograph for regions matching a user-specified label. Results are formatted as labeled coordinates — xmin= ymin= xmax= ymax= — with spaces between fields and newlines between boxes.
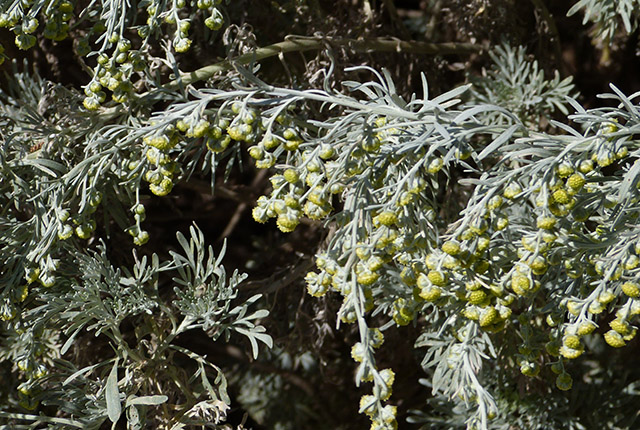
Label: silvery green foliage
xmin=468 ymin=43 xmax=576 ymax=128
xmin=167 ymin=67 xmax=640 ymax=429
xmin=411 ymin=84 xmax=640 ymax=429
xmin=567 ymin=0 xmax=640 ymax=42
xmin=171 ymin=227 xmax=272 ymax=359
xmin=410 ymin=345 xmax=640 ymax=430
xmin=132 ymin=67 xmax=517 ymax=429
xmin=3 ymin=53 xmax=640 ymax=430
xmin=0 ymin=224 xmax=270 ymax=428
xmin=0 ymin=62 xmax=145 ymax=298
xmin=0 ymin=0 xmax=228 ymax=107
xmin=3 ymin=1 xmax=640 ymax=429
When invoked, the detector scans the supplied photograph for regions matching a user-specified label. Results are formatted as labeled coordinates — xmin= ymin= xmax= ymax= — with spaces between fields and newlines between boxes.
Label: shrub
xmin=1 ymin=1 xmax=640 ymax=429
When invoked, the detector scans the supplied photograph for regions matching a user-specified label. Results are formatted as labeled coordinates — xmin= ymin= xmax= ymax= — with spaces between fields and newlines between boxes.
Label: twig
xmin=166 ymin=36 xmax=483 ymax=90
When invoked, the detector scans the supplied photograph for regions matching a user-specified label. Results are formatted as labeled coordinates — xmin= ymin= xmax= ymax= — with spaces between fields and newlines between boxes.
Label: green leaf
xmin=60 ymin=327 xmax=82 ymax=355
xmin=126 ymin=395 xmax=169 ymax=407
xmin=63 ymin=362 xmax=103 ymax=386
xmin=105 ymin=362 xmax=121 ymax=423
xmin=477 ymin=124 xmax=520 ymax=160
xmin=234 ymin=326 xmax=273 ymax=359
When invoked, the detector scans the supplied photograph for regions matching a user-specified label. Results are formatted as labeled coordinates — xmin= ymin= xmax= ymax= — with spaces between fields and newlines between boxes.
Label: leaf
xmin=105 ymin=362 xmax=121 ymax=423
xmin=126 ymin=395 xmax=168 ymax=407
xmin=240 ymin=309 xmax=270 ymax=321
xmin=234 ymin=327 xmax=273 ymax=359
xmin=431 ymin=84 xmax=470 ymax=106
xmin=619 ymin=159 xmax=640 ymax=195
xmin=452 ymin=104 xmax=506 ymax=123
xmin=10 ymin=158 xmax=61 ymax=177
xmin=253 ymin=331 xmax=273 ymax=350
xmin=60 ymin=327 xmax=82 ymax=355
xmin=63 ymin=362 xmax=102 ymax=386
xmin=477 ymin=124 xmax=520 ymax=160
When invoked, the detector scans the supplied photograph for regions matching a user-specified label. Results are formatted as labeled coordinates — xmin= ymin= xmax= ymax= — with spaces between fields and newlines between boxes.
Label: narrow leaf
xmin=477 ymin=124 xmax=520 ymax=160
xmin=105 ymin=362 xmax=121 ymax=423
xmin=63 ymin=362 xmax=102 ymax=386
xmin=61 ymin=328 xmax=82 ymax=355
xmin=126 ymin=395 xmax=169 ymax=407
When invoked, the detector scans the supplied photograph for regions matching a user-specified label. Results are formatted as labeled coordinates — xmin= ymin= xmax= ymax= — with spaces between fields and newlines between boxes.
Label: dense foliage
xmin=2 ymin=1 xmax=640 ymax=429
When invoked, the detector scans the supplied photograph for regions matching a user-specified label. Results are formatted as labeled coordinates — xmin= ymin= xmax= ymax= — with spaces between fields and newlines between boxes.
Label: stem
xmin=167 ymin=37 xmax=482 ymax=90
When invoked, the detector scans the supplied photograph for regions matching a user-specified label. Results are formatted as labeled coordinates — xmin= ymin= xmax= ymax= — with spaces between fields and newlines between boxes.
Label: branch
xmin=167 ymin=36 xmax=483 ymax=89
